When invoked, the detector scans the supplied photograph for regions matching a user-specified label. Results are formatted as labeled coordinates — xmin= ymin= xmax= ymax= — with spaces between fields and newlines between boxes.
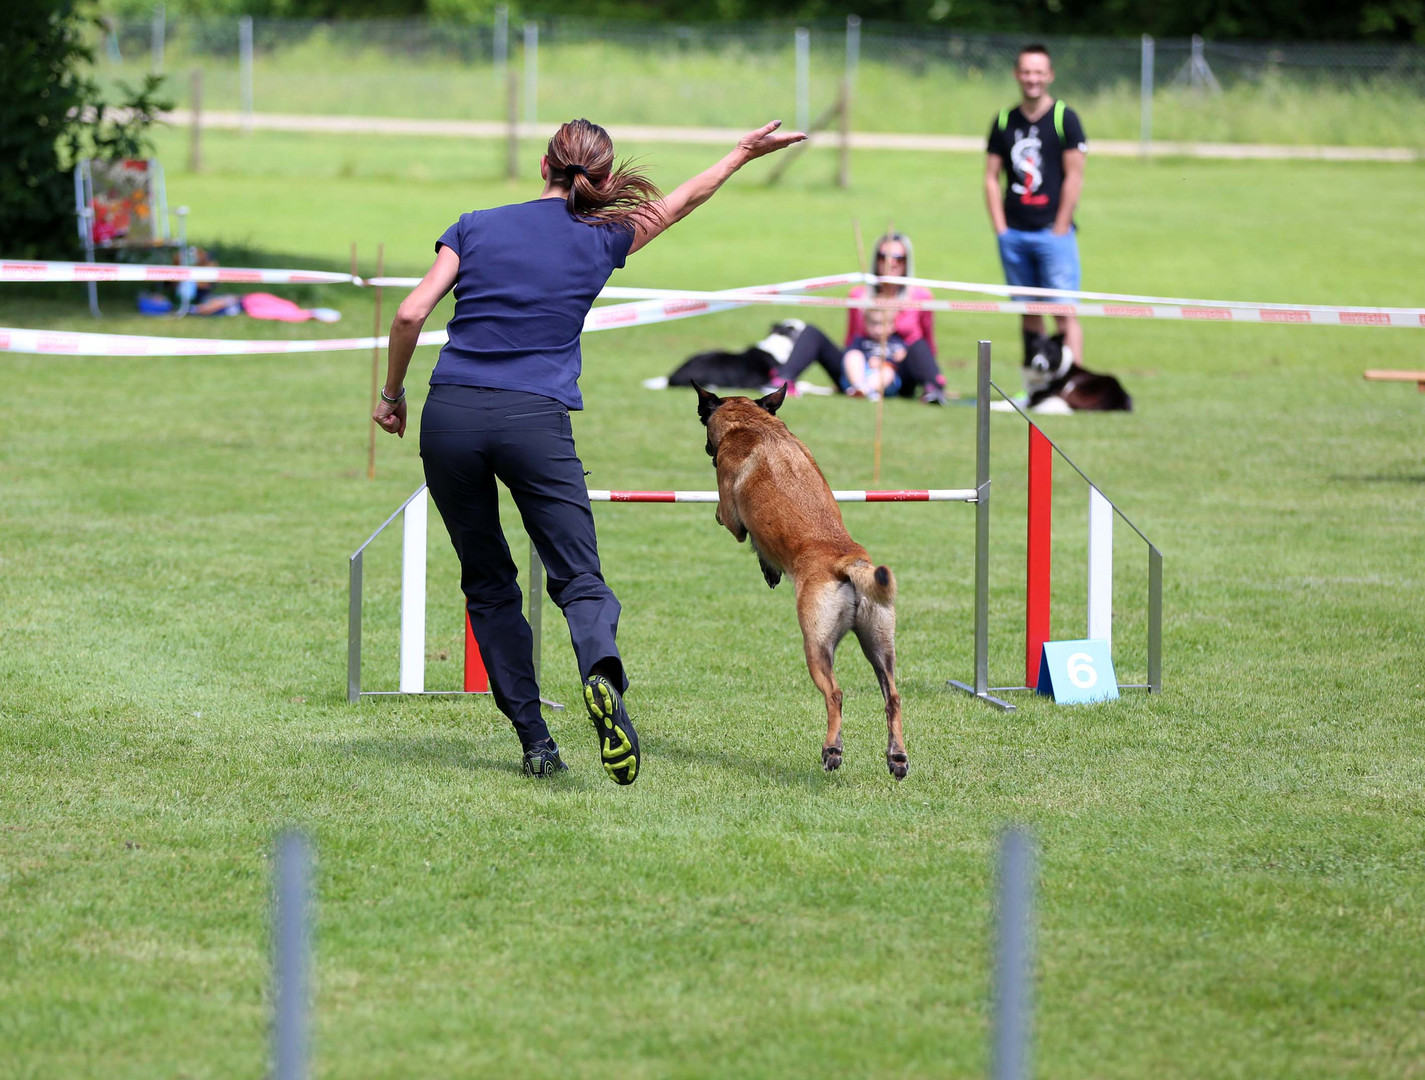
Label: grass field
xmin=2 ymin=129 xmax=1424 ymax=1079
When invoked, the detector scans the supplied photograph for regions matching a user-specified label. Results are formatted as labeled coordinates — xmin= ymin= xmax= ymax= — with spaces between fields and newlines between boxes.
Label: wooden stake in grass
xmin=853 ymin=219 xmax=885 ymax=485
xmin=368 ymin=243 xmax=384 ymax=481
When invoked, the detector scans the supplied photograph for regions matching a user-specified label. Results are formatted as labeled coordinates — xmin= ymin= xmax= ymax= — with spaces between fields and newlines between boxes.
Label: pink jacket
xmin=844 ymin=284 xmax=937 ymax=354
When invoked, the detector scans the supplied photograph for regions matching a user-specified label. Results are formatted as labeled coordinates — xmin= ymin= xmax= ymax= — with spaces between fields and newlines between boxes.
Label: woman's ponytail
xmin=546 ymin=119 xmax=663 ymax=232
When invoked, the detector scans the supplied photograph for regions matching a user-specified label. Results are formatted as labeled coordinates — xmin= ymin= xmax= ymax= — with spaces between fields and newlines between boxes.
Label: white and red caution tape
xmin=883 ymin=274 xmax=1425 ymax=324
xmin=0 ymin=272 xmax=862 ymax=356
xmin=5 ymin=263 xmax=1424 ymax=355
xmin=0 ymin=260 xmax=356 ymax=286
xmin=588 ymin=488 xmax=978 ymax=503
xmin=0 ymin=327 xmax=447 ymax=357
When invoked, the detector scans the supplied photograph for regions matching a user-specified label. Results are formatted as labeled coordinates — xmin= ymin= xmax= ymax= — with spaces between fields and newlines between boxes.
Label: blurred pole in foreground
xmin=993 ymin=827 xmax=1035 ymax=1080
xmin=273 ymin=831 xmax=312 ymax=1080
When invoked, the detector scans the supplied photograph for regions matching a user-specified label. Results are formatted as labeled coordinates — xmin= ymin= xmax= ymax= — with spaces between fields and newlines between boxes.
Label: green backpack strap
xmin=998 ymin=108 xmax=1009 ymax=132
xmin=1053 ymin=100 xmax=1066 ymax=141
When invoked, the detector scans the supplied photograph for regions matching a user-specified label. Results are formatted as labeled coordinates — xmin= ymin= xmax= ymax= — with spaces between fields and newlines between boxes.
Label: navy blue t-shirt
xmin=430 ymin=199 xmax=635 ymax=410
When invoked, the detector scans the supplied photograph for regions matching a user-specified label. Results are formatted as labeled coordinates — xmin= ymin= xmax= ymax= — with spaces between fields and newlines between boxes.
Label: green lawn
xmin=1 ymin=129 xmax=1423 ymax=1079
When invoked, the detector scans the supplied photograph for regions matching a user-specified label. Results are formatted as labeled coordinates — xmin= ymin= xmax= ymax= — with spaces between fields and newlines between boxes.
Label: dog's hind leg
xmin=798 ymin=578 xmax=854 ymax=771
xmin=855 ymin=607 xmax=906 ymax=779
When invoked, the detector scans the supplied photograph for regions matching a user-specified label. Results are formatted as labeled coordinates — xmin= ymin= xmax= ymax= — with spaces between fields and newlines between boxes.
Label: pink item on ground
xmin=241 ymin=292 xmax=313 ymax=322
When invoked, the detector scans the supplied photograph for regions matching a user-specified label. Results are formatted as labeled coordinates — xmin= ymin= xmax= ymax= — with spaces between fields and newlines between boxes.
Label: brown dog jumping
xmin=694 ymin=382 xmax=907 ymax=779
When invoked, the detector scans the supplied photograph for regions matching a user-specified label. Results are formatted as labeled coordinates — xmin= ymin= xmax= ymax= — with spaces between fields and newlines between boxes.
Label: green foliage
xmin=0 ymin=2 xmax=171 ymax=259
xmin=0 ymin=3 xmax=94 ymax=257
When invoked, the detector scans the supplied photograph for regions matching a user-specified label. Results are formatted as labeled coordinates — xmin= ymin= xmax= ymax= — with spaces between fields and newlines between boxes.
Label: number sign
xmin=1035 ymin=639 xmax=1119 ymax=705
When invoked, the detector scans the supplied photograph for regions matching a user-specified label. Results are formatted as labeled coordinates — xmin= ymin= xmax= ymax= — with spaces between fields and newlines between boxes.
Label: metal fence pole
xmin=273 ymin=831 xmax=312 ymax=1080
xmin=188 ymin=69 xmax=202 ymax=173
xmin=493 ymin=5 xmax=508 ymax=89
xmin=506 ymin=66 xmax=519 ymax=180
xmin=150 ymin=3 xmax=165 ymax=74
xmin=1139 ymin=34 xmax=1154 ymax=156
xmin=974 ymin=340 xmax=992 ymax=696
xmin=992 ymin=828 xmax=1035 ymax=1080
xmin=523 ymin=22 xmax=538 ymax=127
xmin=845 ymin=14 xmax=860 ymax=82
xmin=347 ymin=552 xmax=362 ymax=703
xmin=1148 ymin=546 xmax=1163 ymax=693
xmin=795 ymin=27 xmax=810 ymax=135
xmin=239 ymin=15 xmax=254 ymax=132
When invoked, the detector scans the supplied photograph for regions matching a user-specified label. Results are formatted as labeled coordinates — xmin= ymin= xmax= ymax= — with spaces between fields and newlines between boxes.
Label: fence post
xmin=239 ymin=15 xmax=254 ymax=133
xmin=493 ymin=4 xmax=508 ymax=90
xmin=523 ymin=21 xmax=538 ymax=127
xmin=795 ymin=28 xmax=810 ymax=135
xmin=1139 ymin=34 xmax=1154 ymax=156
xmin=506 ymin=67 xmax=519 ymax=180
xmin=845 ymin=14 xmax=860 ymax=81
xmin=188 ymin=69 xmax=202 ymax=173
xmin=837 ymin=77 xmax=851 ymax=189
xmin=272 ymin=831 xmax=312 ymax=1080
xmin=150 ymin=3 xmax=165 ymax=73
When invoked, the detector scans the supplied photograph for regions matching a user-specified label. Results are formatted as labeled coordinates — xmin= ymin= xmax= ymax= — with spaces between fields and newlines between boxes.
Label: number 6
xmin=1067 ymin=652 xmax=1098 ymax=689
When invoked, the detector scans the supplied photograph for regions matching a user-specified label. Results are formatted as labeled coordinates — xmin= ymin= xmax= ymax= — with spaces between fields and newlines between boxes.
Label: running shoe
xmin=522 ymin=740 xmax=569 ymax=778
xmin=583 ymin=675 xmax=640 ymax=785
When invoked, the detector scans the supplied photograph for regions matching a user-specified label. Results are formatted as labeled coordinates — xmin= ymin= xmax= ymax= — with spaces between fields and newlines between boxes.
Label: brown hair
xmin=545 ymin=118 xmax=663 ymax=231
xmin=1016 ymin=43 xmax=1052 ymax=66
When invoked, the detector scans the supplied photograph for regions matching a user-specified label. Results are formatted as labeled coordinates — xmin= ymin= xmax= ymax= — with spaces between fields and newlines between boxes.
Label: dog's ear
xmin=692 ymin=381 xmax=724 ymax=427
xmin=1050 ymin=333 xmax=1066 ymax=346
xmin=755 ymin=383 xmax=787 ymax=415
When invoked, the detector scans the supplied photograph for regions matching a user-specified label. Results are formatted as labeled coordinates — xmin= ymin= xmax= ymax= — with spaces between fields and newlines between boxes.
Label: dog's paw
xmin=886 ymin=751 xmax=909 ymax=781
xmin=821 ymin=745 xmax=843 ymax=771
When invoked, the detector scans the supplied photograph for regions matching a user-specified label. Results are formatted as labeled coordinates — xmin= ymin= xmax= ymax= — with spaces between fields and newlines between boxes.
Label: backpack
xmin=999 ymin=100 xmax=1066 ymax=141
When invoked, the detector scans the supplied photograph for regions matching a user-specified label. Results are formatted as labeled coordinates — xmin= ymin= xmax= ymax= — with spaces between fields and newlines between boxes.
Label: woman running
xmin=372 ymin=118 xmax=804 ymax=783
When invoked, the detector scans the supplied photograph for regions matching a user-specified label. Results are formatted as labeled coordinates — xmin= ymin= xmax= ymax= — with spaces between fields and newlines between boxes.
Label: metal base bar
xmin=947 ymin=679 xmax=1018 ymax=713
xmin=357 ymin=689 xmax=565 ymax=710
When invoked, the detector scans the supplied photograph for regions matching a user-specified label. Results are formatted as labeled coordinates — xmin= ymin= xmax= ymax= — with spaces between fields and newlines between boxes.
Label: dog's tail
xmin=841 ymin=557 xmax=896 ymax=606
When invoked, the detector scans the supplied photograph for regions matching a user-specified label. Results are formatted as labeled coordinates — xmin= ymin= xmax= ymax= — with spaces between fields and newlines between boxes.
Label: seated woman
xmin=772 ymin=231 xmax=949 ymax=404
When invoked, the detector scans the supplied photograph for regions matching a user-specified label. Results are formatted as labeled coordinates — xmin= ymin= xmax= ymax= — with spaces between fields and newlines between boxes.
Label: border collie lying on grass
xmin=1022 ymin=330 xmax=1133 ymax=413
xmin=643 ymin=319 xmax=807 ymax=390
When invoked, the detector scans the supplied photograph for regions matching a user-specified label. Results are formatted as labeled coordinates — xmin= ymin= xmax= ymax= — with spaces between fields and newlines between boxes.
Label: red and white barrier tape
xmin=0 ymin=260 xmax=356 ymax=286
xmin=882 ymin=274 xmax=1425 ymax=320
xmin=589 ymin=488 xmax=978 ymax=503
xmin=591 ymin=287 xmax=1425 ymax=329
xmin=0 ymin=272 xmax=861 ymax=356
xmin=5 ymin=265 xmax=1423 ymax=355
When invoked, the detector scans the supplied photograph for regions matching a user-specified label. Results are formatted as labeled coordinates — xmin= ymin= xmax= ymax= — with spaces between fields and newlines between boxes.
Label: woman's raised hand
xmin=737 ymin=120 xmax=807 ymax=160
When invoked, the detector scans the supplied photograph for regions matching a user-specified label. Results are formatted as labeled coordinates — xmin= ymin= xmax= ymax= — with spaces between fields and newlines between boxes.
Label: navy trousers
xmin=419 ymin=385 xmax=627 ymax=749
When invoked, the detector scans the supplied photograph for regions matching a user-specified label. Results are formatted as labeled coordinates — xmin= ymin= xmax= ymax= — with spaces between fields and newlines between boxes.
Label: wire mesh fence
xmin=89 ymin=14 xmax=1425 ymax=148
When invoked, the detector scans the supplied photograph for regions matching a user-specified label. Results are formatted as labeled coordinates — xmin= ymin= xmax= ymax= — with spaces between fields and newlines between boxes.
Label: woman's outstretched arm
xmin=629 ymin=120 xmax=805 ymax=255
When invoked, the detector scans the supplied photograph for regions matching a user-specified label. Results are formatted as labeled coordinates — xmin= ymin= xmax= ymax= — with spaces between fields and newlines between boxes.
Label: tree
xmin=0 ymin=1 xmax=170 ymax=259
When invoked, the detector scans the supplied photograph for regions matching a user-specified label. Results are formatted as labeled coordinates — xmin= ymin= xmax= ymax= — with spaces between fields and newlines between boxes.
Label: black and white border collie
xmin=644 ymin=319 xmax=807 ymax=391
xmin=1022 ymin=331 xmax=1133 ymax=413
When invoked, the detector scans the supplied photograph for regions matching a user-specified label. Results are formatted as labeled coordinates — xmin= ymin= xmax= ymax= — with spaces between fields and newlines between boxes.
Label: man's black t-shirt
xmin=987 ymin=101 xmax=1088 ymax=231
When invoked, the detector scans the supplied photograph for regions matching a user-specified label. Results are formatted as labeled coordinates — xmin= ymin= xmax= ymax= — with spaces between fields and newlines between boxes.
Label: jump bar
xmin=588 ymin=488 xmax=978 ymax=503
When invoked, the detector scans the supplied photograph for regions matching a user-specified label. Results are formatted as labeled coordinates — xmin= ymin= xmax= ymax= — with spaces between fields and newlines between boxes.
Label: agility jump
xmin=347 ymin=340 xmax=1164 ymax=713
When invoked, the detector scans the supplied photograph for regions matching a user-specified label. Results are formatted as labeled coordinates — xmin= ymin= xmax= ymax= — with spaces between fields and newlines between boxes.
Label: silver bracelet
xmin=380 ymin=386 xmax=405 ymax=405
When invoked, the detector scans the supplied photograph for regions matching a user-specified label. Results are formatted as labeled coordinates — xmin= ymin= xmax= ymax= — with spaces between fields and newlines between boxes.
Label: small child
xmin=841 ymin=306 xmax=907 ymax=400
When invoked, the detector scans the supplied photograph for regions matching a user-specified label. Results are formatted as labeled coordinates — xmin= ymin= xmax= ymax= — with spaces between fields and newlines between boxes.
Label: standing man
xmin=984 ymin=44 xmax=1088 ymax=365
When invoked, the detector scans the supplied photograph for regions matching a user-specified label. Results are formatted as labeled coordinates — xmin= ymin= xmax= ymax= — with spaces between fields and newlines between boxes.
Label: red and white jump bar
xmin=588 ymin=488 xmax=978 ymax=503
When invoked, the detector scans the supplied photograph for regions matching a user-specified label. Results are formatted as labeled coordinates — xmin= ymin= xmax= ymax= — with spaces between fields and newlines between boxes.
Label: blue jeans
xmin=997 ymin=227 xmax=1081 ymax=299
